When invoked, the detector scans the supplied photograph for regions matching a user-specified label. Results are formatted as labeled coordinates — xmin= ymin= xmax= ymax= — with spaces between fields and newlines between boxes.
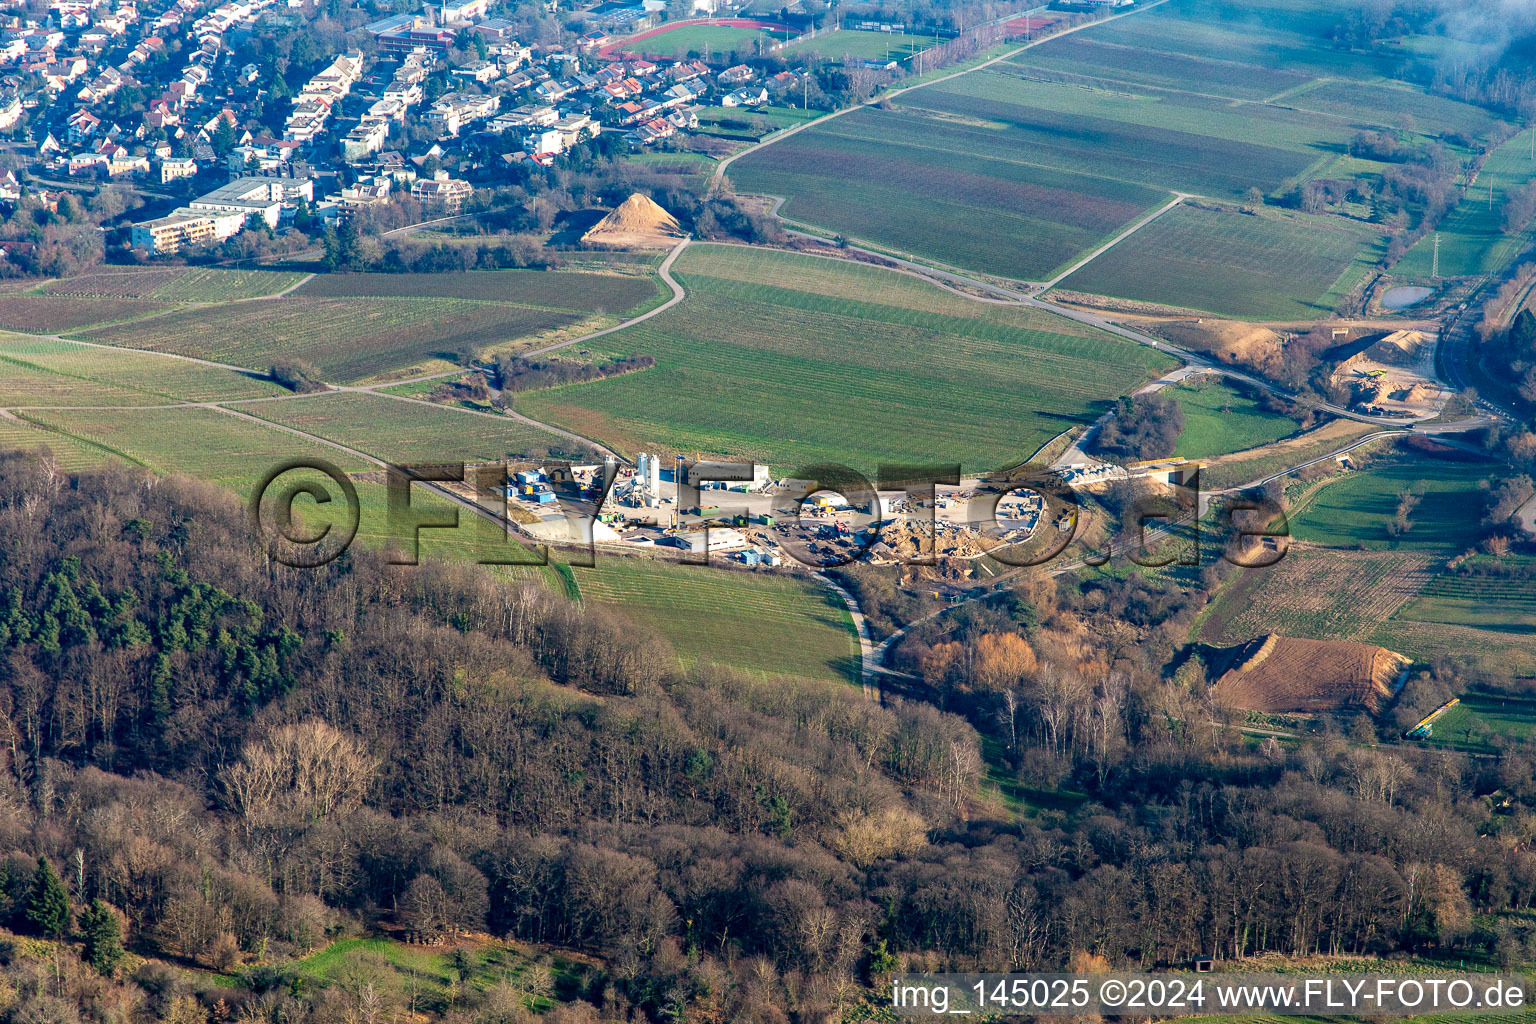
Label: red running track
xmin=598 ymin=18 xmax=792 ymax=59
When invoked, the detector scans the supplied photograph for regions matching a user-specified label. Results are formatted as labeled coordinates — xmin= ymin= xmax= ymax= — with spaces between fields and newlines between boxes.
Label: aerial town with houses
xmin=0 ymin=0 xmax=824 ymax=254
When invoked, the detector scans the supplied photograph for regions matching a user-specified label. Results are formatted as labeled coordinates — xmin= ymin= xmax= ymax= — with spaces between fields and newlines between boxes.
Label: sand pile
xmin=1366 ymin=329 xmax=1428 ymax=365
xmin=1210 ymin=634 xmax=1409 ymax=714
xmin=1157 ymin=321 xmax=1285 ymax=374
xmin=582 ymin=193 xmax=684 ymax=249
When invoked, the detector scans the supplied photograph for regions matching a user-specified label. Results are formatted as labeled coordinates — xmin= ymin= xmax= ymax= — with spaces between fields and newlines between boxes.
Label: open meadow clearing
xmin=572 ymin=555 xmax=860 ymax=684
xmin=516 ymin=245 xmax=1176 ymax=472
xmin=80 ymin=296 xmax=585 ymax=383
xmin=1170 ymin=378 xmax=1303 ymax=460
xmin=1287 ymin=448 xmax=1495 ymax=552
xmin=293 ymin=268 xmax=662 ymax=313
xmin=1057 ymin=204 xmax=1382 ymax=319
xmin=1395 ymin=129 xmax=1536 ymax=279
xmin=41 ymin=266 xmax=307 ymax=301
xmin=232 ymin=391 xmax=590 ymax=464
xmin=0 ymin=335 xmax=285 ymax=403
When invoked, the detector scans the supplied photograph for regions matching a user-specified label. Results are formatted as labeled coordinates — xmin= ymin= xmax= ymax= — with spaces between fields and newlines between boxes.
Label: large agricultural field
xmin=1056 ymin=204 xmax=1384 ymax=319
xmin=232 ymin=390 xmax=592 ymax=464
xmin=0 ymin=335 xmax=287 ymax=404
xmin=80 ymin=296 xmax=585 ymax=383
xmin=515 ymin=244 xmax=1177 ymax=472
xmin=729 ymin=0 xmax=1492 ymax=293
xmin=571 ymin=555 xmax=861 ymax=684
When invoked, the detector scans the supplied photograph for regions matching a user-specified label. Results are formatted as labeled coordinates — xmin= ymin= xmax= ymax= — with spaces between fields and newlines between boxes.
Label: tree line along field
xmin=0 ymin=335 xmax=287 ymax=404
xmin=1394 ymin=129 xmax=1536 ymax=280
xmin=570 ymin=555 xmax=861 ymax=684
xmin=515 ymin=244 xmax=1177 ymax=473
xmin=1057 ymin=203 xmax=1384 ymax=320
xmin=230 ymin=390 xmax=592 ymax=465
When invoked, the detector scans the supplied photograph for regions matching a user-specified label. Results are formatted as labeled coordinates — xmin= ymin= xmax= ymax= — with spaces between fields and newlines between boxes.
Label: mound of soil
xmin=1155 ymin=320 xmax=1285 ymax=374
xmin=1210 ymin=633 xmax=1409 ymax=715
xmin=1365 ymin=329 xmax=1429 ymax=366
xmin=581 ymin=193 xmax=684 ymax=249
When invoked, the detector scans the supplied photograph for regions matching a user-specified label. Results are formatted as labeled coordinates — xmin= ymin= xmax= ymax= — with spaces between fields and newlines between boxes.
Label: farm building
xmin=1208 ymin=634 xmax=1410 ymax=715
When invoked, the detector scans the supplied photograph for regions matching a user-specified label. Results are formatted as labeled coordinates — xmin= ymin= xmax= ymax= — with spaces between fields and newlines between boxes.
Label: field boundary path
xmin=1039 ymin=194 xmax=1189 ymax=289
xmin=374 ymin=237 xmax=692 ymax=391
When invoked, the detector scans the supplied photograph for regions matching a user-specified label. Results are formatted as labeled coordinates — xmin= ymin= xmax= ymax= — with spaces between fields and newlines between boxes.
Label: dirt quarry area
xmin=1328 ymin=329 xmax=1446 ymax=417
xmin=1209 ymin=634 xmax=1411 ymax=715
xmin=581 ymin=193 xmax=685 ymax=249
xmin=1154 ymin=319 xmax=1286 ymax=369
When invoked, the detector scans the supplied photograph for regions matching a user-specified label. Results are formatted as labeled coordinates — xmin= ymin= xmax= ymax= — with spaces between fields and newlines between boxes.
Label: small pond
xmin=1381 ymin=286 xmax=1433 ymax=310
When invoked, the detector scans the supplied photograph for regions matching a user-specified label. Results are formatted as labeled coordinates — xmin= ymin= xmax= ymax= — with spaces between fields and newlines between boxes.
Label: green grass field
xmin=574 ymin=555 xmax=861 ymax=683
xmin=783 ymin=29 xmax=939 ymax=61
xmin=1170 ymin=379 xmax=1303 ymax=460
xmin=1396 ymin=129 xmax=1536 ymax=279
xmin=1417 ymin=694 xmax=1536 ymax=750
xmin=515 ymin=245 xmax=1176 ymax=473
xmin=1288 ymin=450 xmax=1495 ymax=551
xmin=626 ymin=23 xmax=784 ymax=58
xmin=696 ymin=104 xmax=822 ymax=140
xmin=1058 ymin=204 xmax=1383 ymax=319
xmin=231 ymin=391 xmax=589 ymax=464
xmin=0 ymin=335 xmax=286 ymax=404
xmin=81 ymin=296 xmax=588 ymax=383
